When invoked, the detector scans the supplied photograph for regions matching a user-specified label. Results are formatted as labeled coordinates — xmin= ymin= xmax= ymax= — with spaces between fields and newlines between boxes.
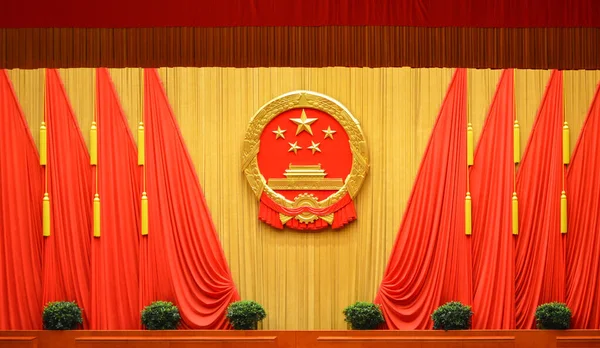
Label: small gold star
xmin=273 ymin=126 xmax=286 ymax=139
xmin=322 ymin=126 xmax=336 ymax=140
xmin=308 ymin=141 xmax=321 ymax=154
xmin=297 ymin=94 xmax=311 ymax=107
xmin=290 ymin=109 xmax=318 ymax=135
xmin=288 ymin=142 xmax=302 ymax=154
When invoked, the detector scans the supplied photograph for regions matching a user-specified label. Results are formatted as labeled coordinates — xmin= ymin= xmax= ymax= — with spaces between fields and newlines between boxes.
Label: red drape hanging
xmin=566 ymin=82 xmax=600 ymax=329
xmin=0 ymin=70 xmax=44 ymax=329
xmin=515 ymin=70 xmax=566 ymax=329
xmin=470 ymin=70 xmax=516 ymax=329
xmin=90 ymin=68 xmax=141 ymax=329
xmin=142 ymin=69 xmax=240 ymax=329
xmin=42 ymin=69 xmax=93 ymax=327
xmin=2 ymin=0 xmax=599 ymax=28
xmin=374 ymin=69 xmax=471 ymax=329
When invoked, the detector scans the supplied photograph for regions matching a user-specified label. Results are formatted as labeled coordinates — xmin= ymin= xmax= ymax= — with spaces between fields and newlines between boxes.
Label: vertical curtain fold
xmin=0 ymin=70 xmax=44 ymax=329
xmin=566 ymin=83 xmax=600 ymax=329
xmin=515 ymin=70 xmax=566 ymax=329
xmin=142 ymin=69 xmax=240 ymax=329
xmin=374 ymin=69 xmax=471 ymax=329
xmin=90 ymin=68 xmax=141 ymax=329
xmin=42 ymin=69 xmax=93 ymax=327
xmin=470 ymin=69 xmax=516 ymax=329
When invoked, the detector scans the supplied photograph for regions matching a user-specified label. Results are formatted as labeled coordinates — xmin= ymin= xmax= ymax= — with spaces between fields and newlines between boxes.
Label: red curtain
xmin=566 ymin=83 xmax=600 ymax=329
xmin=141 ymin=69 xmax=240 ymax=329
xmin=470 ymin=70 xmax=516 ymax=329
xmin=374 ymin=69 xmax=471 ymax=329
xmin=0 ymin=70 xmax=44 ymax=329
xmin=515 ymin=70 xmax=566 ymax=329
xmin=2 ymin=0 xmax=599 ymax=28
xmin=42 ymin=69 xmax=93 ymax=327
xmin=90 ymin=68 xmax=141 ymax=329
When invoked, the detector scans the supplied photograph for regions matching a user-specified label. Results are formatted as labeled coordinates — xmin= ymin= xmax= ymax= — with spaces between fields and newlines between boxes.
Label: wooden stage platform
xmin=1 ymin=330 xmax=600 ymax=348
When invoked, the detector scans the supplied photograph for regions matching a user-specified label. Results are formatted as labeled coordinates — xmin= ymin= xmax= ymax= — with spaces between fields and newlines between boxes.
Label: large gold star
xmin=288 ymin=141 xmax=302 ymax=154
xmin=308 ymin=141 xmax=321 ymax=154
xmin=322 ymin=126 xmax=336 ymax=140
xmin=272 ymin=126 xmax=286 ymax=139
xmin=290 ymin=109 xmax=318 ymax=135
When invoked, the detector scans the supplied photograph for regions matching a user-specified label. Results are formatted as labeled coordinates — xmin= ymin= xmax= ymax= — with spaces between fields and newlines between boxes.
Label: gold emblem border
xmin=242 ymin=90 xmax=369 ymax=209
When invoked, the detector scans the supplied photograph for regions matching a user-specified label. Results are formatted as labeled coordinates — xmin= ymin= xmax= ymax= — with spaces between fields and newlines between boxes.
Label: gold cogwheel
xmin=293 ymin=194 xmax=319 ymax=224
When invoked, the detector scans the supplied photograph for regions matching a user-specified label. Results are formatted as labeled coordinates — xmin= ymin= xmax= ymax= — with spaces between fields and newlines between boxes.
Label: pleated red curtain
xmin=90 ymin=68 xmax=141 ymax=329
xmin=0 ymin=70 xmax=44 ymax=329
xmin=139 ymin=70 xmax=176 ymax=307
xmin=3 ymin=0 xmax=600 ymax=28
xmin=515 ymin=70 xmax=566 ymax=329
xmin=374 ymin=69 xmax=471 ymax=329
xmin=566 ymin=83 xmax=600 ymax=329
xmin=470 ymin=70 xmax=516 ymax=329
xmin=42 ymin=69 xmax=93 ymax=327
xmin=141 ymin=69 xmax=240 ymax=329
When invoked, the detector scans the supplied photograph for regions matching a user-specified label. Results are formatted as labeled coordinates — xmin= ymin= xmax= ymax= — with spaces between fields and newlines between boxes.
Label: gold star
xmin=290 ymin=109 xmax=318 ymax=135
xmin=297 ymin=93 xmax=311 ymax=107
xmin=308 ymin=141 xmax=321 ymax=154
xmin=288 ymin=142 xmax=302 ymax=154
xmin=322 ymin=126 xmax=336 ymax=140
xmin=273 ymin=126 xmax=286 ymax=139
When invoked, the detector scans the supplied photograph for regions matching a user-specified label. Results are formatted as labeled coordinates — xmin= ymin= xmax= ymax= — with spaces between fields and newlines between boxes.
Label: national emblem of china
xmin=242 ymin=91 xmax=369 ymax=231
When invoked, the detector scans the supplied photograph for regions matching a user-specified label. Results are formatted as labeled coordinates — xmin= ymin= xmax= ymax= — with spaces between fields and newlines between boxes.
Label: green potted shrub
xmin=535 ymin=302 xmax=571 ymax=330
xmin=226 ymin=300 xmax=266 ymax=330
xmin=432 ymin=301 xmax=473 ymax=330
xmin=141 ymin=301 xmax=181 ymax=330
xmin=43 ymin=301 xmax=83 ymax=330
xmin=343 ymin=302 xmax=385 ymax=330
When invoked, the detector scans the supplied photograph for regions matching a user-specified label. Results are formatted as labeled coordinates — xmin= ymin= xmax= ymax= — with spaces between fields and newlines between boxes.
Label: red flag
xmin=42 ymin=69 xmax=93 ymax=327
xmin=90 ymin=68 xmax=141 ymax=329
xmin=0 ymin=70 xmax=44 ymax=329
xmin=470 ymin=70 xmax=516 ymax=329
xmin=515 ymin=70 xmax=565 ymax=329
xmin=566 ymin=82 xmax=600 ymax=329
xmin=141 ymin=69 xmax=240 ymax=329
xmin=375 ymin=69 xmax=471 ymax=329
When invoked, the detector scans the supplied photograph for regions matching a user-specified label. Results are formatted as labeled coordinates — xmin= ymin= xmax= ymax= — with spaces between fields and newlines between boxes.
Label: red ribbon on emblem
xmin=258 ymin=192 xmax=357 ymax=230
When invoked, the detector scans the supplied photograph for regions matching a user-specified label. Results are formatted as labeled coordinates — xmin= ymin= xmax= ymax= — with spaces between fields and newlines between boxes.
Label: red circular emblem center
xmin=257 ymin=108 xmax=352 ymax=201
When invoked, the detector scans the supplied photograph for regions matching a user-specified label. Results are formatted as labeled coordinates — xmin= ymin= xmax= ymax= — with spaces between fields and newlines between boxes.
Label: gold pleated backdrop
xmin=7 ymin=68 xmax=600 ymax=330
